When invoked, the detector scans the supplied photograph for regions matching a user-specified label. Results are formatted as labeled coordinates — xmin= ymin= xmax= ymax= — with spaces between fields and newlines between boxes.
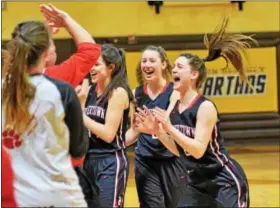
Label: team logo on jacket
xmin=2 ymin=128 xmax=23 ymax=149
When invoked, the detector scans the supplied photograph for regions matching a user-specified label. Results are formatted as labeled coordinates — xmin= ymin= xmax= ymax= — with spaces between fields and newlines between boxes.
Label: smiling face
xmin=172 ymin=56 xmax=199 ymax=93
xmin=90 ymin=56 xmax=112 ymax=84
xmin=140 ymin=49 xmax=166 ymax=83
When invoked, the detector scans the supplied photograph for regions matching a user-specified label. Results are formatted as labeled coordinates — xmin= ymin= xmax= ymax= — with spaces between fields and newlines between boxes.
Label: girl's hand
xmin=40 ymin=4 xmax=70 ymax=28
xmin=134 ymin=106 xmax=160 ymax=136
xmin=152 ymin=107 xmax=173 ymax=133
xmin=75 ymin=79 xmax=89 ymax=110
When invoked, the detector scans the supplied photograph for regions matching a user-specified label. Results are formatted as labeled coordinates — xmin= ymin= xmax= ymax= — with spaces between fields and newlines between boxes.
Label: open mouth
xmin=173 ymin=76 xmax=180 ymax=83
xmin=90 ymin=71 xmax=97 ymax=77
xmin=143 ymin=69 xmax=155 ymax=76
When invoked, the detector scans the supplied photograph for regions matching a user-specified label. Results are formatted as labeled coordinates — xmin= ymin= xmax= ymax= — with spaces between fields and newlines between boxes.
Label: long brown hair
xmin=97 ymin=44 xmax=134 ymax=105
xmin=180 ymin=15 xmax=258 ymax=89
xmin=136 ymin=45 xmax=172 ymax=85
xmin=2 ymin=21 xmax=50 ymax=132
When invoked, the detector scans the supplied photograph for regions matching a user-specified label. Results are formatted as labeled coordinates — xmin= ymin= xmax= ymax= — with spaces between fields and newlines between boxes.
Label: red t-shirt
xmin=45 ymin=42 xmax=101 ymax=167
xmin=45 ymin=42 xmax=100 ymax=88
xmin=2 ymin=147 xmax=17 ymax=207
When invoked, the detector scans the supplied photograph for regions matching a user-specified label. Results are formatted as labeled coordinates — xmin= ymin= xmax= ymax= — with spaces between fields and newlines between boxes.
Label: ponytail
xmin=98 ymin=45 xmax=134 ymax=105
xmin=2 ymin=20 xmax=50 ymax=132
xmin=2 ymin=38 xmax=36 ymax=131
xmin=203 ymin=15 xmax=258 ymax=83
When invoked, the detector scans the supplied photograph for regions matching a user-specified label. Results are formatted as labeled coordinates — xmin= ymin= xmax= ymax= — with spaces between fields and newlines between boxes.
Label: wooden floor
xmin=124 ymin=143 xmax=280 ymax=207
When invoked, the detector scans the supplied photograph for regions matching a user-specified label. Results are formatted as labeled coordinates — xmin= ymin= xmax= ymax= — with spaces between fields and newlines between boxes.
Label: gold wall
xmin=126 ymin=47 xmax=278 ymax=113
xmin=2 ymin=2 xmax=279 ymax=113
xmin=2 ymin=2 xmax=279 ymax=40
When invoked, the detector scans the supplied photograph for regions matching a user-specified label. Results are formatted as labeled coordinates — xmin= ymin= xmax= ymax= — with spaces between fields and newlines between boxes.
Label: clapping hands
xmin=133 ymin=106 xmax=172 ymax=135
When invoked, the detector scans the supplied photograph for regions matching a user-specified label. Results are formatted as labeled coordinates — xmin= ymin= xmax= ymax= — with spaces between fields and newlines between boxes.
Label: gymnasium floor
xmin=124 ymin=143 xmax=280 ymax=207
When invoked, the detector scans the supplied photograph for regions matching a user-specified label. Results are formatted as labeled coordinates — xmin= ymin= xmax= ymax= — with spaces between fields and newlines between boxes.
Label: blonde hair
xmin=136 ymin=45 xmax=172 ymax=85
xmin=179 ymin=16 xmax=258 ymax=89
xmin=2 ymin=21 xmax=50 ymax=131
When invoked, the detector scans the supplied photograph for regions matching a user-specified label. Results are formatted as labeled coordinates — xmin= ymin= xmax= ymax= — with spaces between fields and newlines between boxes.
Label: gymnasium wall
xmin=126 ymin=48 xmax=278 ymax=114
xmin=2 ymin=2 xmax=280 ymax=141
xmin=2 ymin=2 xmax=280 ymax=40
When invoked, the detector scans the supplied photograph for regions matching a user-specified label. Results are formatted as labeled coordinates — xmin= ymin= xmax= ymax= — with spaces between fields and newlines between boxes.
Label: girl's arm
xmin=83 ymin=87 xmax=129 ymax=143
xmin=154 ymin=101 xmax=217 ymax=159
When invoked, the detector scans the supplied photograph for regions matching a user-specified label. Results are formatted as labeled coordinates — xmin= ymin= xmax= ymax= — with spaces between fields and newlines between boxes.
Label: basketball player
xmin=39 ymin=4 xmax=100 ymax=207
xmin=78 ymin=44 xmax=134 ymax=208
xmin=136 ymin=16 xmax=255 ymax=208
xmin=125 ymin=46 xmax=188 ymax=208
xmin=2 ymin=20 xmax=87 ymax=207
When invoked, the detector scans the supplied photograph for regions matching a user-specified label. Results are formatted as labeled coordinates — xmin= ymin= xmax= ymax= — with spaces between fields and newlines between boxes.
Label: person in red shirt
xmin=2 ymin=147 xmax=17 ymax=207
xmin=39 ymin=5 xmax=100 ymax=208
xmin=39 ymin=4 xmax=97 ymax=167
xmin=40 ymin=4 xmax=101 ymax=88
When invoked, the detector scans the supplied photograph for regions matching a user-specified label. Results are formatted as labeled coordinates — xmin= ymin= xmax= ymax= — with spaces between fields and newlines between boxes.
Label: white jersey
xmin=2 ymin=74 xmax=88 ymax=207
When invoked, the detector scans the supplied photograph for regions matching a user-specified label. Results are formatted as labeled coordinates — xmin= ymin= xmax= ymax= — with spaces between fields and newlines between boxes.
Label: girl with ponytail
xmin=135 ymin=16 xmax=255 ymax=207
xmin=2 ymin=20 xmax=88 ymax=207
xmin=126 ymin=45 xmax=188 ymax=208
xmin=79 ymin=44 xmax=133 ymax=208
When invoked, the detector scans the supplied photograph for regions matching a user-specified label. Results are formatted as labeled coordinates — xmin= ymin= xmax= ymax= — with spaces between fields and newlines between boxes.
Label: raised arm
xmin=41 ymin=4 xmax=101 ymax=87
xmin=83 ymin=87 xmax=129 ymax=143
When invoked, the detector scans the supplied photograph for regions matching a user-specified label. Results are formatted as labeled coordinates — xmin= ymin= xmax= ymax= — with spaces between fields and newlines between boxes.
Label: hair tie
xmin=205 ymin=49 xmax=222 ymax=62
